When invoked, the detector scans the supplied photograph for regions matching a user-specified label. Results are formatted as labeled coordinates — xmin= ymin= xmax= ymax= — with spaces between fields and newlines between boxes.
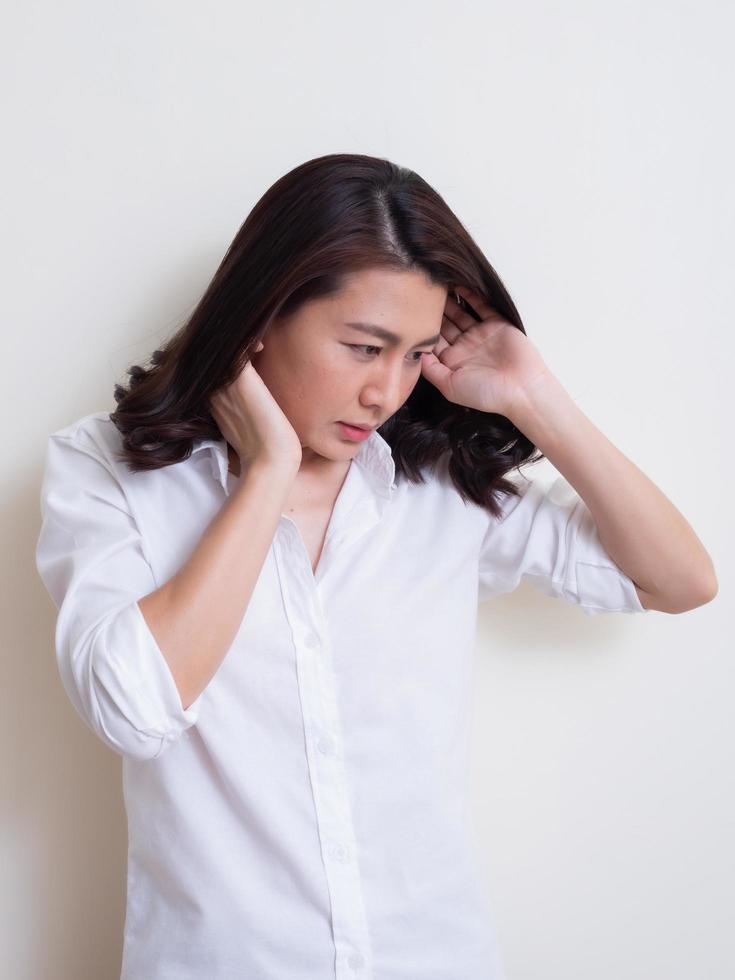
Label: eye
xmin=349 ymin=344 xmax=381 ymax=356
xmin=347 ymin=344 xmax=428 ymax=363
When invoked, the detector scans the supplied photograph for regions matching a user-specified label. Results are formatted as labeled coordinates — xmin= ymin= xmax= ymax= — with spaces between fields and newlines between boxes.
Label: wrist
xmin=238 ymin=455 xmax=300 ymax=491
xmin=505 ymin=372 xmax=575 ymax=443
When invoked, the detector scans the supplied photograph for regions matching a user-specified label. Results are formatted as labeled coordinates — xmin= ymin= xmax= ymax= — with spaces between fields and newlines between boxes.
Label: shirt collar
xmin=191 ymin=428 xmax=397 ymax=499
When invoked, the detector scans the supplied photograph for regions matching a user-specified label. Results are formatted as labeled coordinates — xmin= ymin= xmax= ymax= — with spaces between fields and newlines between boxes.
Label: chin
xmin=300 ymin=433 xmax=348 ymax=462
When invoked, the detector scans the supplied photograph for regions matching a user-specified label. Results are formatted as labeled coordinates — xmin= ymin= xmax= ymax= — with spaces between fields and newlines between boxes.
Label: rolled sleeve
xmin=36 ymin=430 xmax=205 ymax=761
xmin=478 ymin=473 xmax=650 ymax=616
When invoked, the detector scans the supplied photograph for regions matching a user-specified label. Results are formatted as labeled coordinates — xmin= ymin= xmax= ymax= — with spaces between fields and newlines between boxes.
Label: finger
xmin=420 ymin=350 xmax=453 ymax=394
xmin=432 ymin=330 xmax=453 ymax=356
xmin=455 ymin=285 xmax=495 ymax=319
xmin=439 ymin=314 xmax=462 ymax=345
xmin=444 ymin=290 xmax=477 ymax=332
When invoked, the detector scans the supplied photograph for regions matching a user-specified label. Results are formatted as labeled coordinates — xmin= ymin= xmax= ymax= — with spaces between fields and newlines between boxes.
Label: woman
xmin=35 ymin=153 xmax=717 ymax=980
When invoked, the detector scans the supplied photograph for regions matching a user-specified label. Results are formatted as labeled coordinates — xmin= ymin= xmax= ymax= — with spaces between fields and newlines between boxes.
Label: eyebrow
xmin=344 ymin=322 xmax=441 ymax=348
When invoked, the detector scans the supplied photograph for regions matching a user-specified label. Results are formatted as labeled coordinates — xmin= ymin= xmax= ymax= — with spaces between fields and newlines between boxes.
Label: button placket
xmin=272 ymin=526 xmax=374 ymax=979
xmin=330 ymin=842 xmax=349 ymax=862
xmin=317 ymin=734 xmax=336 ymax=756
xmin=347 ymin=951 xmax=366 ymax=971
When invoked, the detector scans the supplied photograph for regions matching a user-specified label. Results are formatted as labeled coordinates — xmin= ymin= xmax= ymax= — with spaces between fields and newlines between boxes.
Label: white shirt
xmin=35 ymin=411 xmax=648 ymax=980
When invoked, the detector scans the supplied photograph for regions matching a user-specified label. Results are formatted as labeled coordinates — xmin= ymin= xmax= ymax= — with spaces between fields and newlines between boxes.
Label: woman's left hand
xmin=420 ymin=285 xmax=554 ymax=418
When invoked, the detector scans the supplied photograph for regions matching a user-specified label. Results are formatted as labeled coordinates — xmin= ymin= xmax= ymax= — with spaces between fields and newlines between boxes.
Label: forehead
xmin=317 ymin=270 xmax=446 ymax=343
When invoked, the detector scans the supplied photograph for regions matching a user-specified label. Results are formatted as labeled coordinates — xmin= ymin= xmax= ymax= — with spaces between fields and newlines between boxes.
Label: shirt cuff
xmin=574 ymin=560 xmax=651 ymax=615
xmin=90 ymin=599 xmax=206 ymax=745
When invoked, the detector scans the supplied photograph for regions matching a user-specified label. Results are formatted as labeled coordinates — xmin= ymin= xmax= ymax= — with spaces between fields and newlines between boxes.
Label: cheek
xmin=312 ymin=349 xmax=359 ymax=386
xmin=402 ymin=372 xmax=422 ymax=399
xmin=311 ymin=355 xmax=346 ymax=388
xmin=293 ymin=358 xmax=350 ymax=409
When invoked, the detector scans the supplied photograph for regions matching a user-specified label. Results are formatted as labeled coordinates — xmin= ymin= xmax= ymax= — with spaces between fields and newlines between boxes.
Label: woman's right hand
xmin=208 ymin=342 xmax=303 ymax=472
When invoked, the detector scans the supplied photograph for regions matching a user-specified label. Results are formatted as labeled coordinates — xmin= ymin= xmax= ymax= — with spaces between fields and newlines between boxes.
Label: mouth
xmin=338 ymin=421 xmax=375 ymax=431
xmin=336 ymin=421 xmax=375 ymax=441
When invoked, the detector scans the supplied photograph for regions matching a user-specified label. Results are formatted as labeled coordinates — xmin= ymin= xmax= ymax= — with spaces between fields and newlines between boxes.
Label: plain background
xmin=3 ymin=1 xmax=732 ymax=978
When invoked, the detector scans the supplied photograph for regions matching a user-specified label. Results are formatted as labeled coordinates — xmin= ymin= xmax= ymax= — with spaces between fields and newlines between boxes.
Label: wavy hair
xmin=110 ymin=152 xmax=544 ymax=518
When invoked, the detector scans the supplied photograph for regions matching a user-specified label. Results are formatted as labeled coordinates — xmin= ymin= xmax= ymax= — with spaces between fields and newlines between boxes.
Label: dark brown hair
xmin=110 ymin=152 xmax=543 ymax=518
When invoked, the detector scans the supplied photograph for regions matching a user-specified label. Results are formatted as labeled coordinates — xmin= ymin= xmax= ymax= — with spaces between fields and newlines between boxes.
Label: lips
xmin=340 ymin=422 xmax=375 ymax=431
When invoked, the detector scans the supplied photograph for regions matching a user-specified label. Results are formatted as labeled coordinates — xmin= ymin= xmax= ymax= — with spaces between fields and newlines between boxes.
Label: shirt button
xmin=347 ymin=952 xmax=365 ymax=970
xmin=317 ymin=735 xmax=335 ymax=756
xmin=330 ymin=843 xmax=349 ymax=862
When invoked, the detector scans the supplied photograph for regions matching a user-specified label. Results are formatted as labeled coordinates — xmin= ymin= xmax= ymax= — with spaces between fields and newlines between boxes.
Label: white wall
xmin=5 ymin=1 xmax=732 ymax=977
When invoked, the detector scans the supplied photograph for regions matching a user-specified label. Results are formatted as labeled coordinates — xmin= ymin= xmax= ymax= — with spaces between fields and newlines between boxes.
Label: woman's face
xmin=250 ymin=267 xmax=447 ymax=470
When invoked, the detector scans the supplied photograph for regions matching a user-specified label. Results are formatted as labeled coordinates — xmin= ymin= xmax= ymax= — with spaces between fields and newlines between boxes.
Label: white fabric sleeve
xmin=478 ymin=473 xmax=650 ymax=616
xmin=35 ymin=431 xmax=206 ymax=761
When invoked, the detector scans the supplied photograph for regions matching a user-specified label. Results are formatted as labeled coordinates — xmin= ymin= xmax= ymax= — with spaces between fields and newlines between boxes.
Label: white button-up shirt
xmin=35 ymin=411 xmax=648 ymax=980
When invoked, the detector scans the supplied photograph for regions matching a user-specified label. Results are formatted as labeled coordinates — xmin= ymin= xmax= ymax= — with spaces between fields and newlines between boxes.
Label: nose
xmin=360 ymin=359 xmax=408 ymax=416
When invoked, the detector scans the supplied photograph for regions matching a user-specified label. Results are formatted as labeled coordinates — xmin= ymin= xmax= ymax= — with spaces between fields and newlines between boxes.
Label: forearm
xmin=508 ymin=373 xmax=718 ymax=611
xmin=139 ymin=458 xmax=298 ymax=710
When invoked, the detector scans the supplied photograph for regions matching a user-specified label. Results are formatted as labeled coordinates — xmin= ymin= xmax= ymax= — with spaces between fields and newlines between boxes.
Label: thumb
xmin=420 ymin=351 xmax=452 ymax=396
